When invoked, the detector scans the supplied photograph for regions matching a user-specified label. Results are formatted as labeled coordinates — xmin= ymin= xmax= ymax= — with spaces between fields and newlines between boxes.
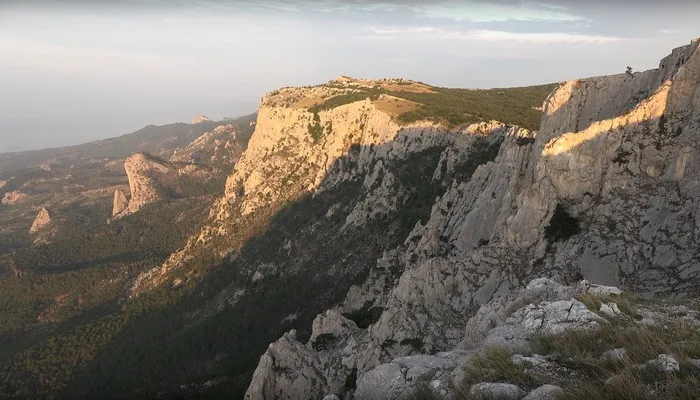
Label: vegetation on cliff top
xmin=308 ymin=81 xmax=557 ymax=131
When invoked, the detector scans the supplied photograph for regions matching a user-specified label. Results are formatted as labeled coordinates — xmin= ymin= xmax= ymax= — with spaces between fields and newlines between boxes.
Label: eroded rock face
xmin=30 ymin=207 xmax=51 ymax=234
xmin=245 ymin=39 xmax=700 ymax=399
xmin=112 ymin=190 xmax=129 ymax=217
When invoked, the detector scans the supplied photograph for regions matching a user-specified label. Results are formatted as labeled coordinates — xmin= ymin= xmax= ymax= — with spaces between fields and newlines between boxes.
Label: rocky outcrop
xmin=1 ymin=190 xmax=28 ymax=205
xmin=114 ymin=152 xmax=212 ymax=218
xmin=30 ymin=207 xmax=51 ymax=234
xmin=112 ymin=190 xmax=129 ymax=217
xmin=244 ymin=39 xmax=700 ymax=399
xmin=115 ymin=153 xmax=172 ymax=217
xmin=192 ymin=115 xmax=212 ymax=124
xmin=244 ymin=278 xmax=621 ymax=399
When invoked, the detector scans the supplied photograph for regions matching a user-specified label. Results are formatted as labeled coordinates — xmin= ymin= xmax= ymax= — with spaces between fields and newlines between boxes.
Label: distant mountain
xmin=0 ymin=114 xmax=258 ymax=173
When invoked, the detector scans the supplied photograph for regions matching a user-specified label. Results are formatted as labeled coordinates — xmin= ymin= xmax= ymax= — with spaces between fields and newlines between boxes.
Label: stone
xmin=523 ymin=384 xmax=564 ymax=400
xmin=511 ymin=354 xmax=550 ymax=367
xmin=601 ymin=348 xmax=628 ymax=363
xmin=30 ymin=207 xmax=51 ymax=234
xmin=599 ymin=302 xmax=622 ymax=318
xmin=643 ymin=354 xmax=680 ymax=373
xmin=323 ymin=395 xmax=340 ymax=400
xmin=469 ymin=383 xmax=526 ymax=400
xmin=354 ymin=363 xmax=406 ymax=400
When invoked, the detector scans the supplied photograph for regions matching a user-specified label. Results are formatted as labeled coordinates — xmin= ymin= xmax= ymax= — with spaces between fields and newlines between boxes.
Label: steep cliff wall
xmin=244 ymin=39 xmax=700 ymax=400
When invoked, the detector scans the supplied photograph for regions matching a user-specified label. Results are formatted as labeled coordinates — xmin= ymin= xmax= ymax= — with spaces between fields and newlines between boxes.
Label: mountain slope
xmin=243 ymin=38 xmax=700 ymax=400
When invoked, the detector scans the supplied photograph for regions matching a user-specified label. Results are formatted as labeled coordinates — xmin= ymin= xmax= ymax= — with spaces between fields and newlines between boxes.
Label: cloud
xmin=366 ymin=26 xmax=623 ymax=44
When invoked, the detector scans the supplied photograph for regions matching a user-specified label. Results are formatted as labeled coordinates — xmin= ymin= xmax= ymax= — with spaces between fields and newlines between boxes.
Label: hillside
xmin=0 ymin=114 xmax=253 ymax=396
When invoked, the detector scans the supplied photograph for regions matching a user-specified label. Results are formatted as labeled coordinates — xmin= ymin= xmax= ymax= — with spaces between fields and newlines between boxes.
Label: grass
xmin=530 ymin=316 xmax=700 ymax=399
xmin=462 ymin=347 xmax=546 ymax=391
xmin=575 ymin=291 xmax=640 ymax=319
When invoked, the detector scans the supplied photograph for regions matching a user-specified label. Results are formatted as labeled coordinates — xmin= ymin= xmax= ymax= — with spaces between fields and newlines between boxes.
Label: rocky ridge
xmin=169 ymin=123 xmax=244 ymax=172
xmin=242 ymin=38 xmax=700 ymax=399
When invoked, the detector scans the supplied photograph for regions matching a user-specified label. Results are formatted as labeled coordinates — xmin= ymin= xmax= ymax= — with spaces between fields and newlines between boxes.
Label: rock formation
xmin=30 ymin=207 xmax=51 ymax=234
xmin=112 ymin=189 xmax=129 ymax=217
xmin=114 ymin=152 xmax=213 ymax=218
xmin=192 ymin=115 xmax=212 ymax=124
xmin=1 ymin=190 xmax=28 ymax=205
xmin=240 ymin=39 xmax=700 ymax=399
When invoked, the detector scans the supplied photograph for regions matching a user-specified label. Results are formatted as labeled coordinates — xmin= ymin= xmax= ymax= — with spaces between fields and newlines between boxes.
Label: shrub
xmin=308 ymin=112 xmax=324 ymax=143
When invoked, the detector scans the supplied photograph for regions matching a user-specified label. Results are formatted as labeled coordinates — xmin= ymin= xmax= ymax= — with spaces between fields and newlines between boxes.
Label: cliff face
xmin=114 ymin=153 xmax=212 ymax=218
xmin=242 ymin=39 xmax=700 ymax=399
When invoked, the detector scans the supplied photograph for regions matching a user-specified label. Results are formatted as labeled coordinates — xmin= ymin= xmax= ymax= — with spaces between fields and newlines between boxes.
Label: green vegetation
xmin=309 ymin=92 xmax=381 ymax=113
xmin=308 ymin=112 xmax=324 ymax=143
xmin=451 ymin=136 xmax=504 ymax=184
xmin=531 ymin=317 xmax=700 ymax=400
xmin=309 ymin=83 xmax=557 ymax=131
xmin=462 ymin=347 xmax=546 ymax=393
xmin=0 ymin=136 xmax=480 ymax=399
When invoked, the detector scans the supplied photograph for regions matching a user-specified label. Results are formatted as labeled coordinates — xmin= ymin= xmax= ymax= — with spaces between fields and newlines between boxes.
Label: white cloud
xmin=460 ymin=30 xmax=624 ymax=44
xmin=366 ymin=26 xmax=623 ymax=44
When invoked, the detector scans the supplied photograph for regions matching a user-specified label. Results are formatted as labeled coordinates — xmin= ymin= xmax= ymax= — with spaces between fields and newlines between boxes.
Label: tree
xmin=626 ymin=66 xmax=634 ymax=76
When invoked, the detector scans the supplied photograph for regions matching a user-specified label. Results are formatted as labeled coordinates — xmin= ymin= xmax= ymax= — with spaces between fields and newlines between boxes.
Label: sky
xmin=0 ymin=0 xmax=697 ymax=153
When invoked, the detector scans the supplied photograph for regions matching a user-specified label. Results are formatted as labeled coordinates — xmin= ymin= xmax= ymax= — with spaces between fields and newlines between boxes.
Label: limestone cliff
xmin=114 ymin=152 xmax=212 ymax=218
xmin=243 ymin=39 xmax=700 ymax=399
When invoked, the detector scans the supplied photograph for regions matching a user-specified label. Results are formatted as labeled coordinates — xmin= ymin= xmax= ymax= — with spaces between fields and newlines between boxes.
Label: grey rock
xmin=601 ymin=348 xmax=628 ymax=363
xmin=511 ymin=354 xmax=550 ymax=367
xmin=599 ymin=302 xmax=622 ymax=318
xmin=469 ymin=383 xmax=526 ymax=400
xmin=643 ymin=354 xmax=680 ymax=373
xmin=354 ymin=363 xmax=406 ymax=400
xmin=523 ymin=385 xmax=564 ymax=400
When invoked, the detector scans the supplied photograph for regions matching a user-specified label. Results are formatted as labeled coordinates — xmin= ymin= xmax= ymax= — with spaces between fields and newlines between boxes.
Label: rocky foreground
xmin=264 ymin=278 xmax=700 ymax=399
